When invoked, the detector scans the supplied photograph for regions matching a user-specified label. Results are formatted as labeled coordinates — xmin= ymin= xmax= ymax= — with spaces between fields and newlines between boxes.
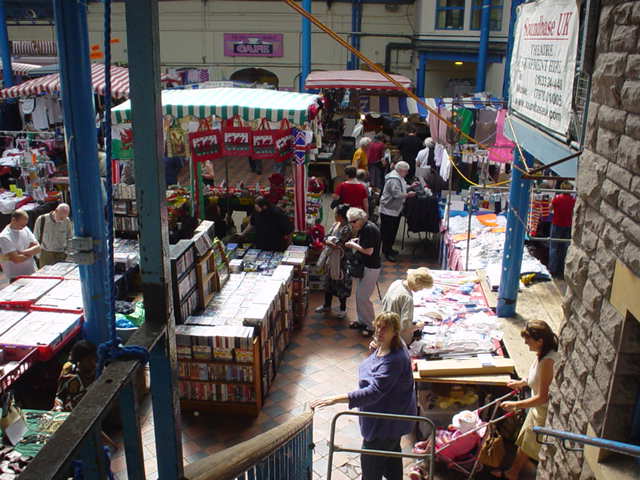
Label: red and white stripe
xmin=304 ymin=70 xmax=412 ymax=91
xmin=0 ymin=63 xmax=176 ymax=99
xmin=0 ymin=62 xmax=42 ymax=76
xmin=11 ymin=41 xmax=57 ymax=57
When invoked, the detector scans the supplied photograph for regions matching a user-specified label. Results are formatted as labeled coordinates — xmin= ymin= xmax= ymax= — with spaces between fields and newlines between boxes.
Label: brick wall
xmin=537 ymin=1 xmax=640 ymax=479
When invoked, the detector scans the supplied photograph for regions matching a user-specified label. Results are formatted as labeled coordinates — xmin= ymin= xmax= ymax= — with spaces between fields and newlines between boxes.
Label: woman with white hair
xmin=379 ymin=161 xmax=417 ymax=262
xmin=345 ymin=207 xmax=381 ymax=336
xmin=352 ymin=137 xmax=372 ymax=170
xmin=414 ymin=137 xmax=435 ymax=181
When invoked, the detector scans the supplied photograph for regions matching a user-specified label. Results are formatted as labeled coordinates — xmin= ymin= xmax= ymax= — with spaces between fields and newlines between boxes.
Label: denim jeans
xmin=361 ymin=437 xmax=403 ymax=480
xmin=548 ymin=224 xmax=571 ymax=276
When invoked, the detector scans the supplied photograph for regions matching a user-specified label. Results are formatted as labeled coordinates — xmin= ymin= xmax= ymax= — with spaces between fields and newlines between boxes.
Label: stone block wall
xmin=537 ymin=1 xmax=640 ymax=479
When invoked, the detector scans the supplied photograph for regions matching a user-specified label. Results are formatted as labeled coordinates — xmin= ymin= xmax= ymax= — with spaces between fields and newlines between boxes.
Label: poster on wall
xmin=508 ymin=0 xmax=579 ymax=137
xmin=223 ymin=34 xmax=284 ymax=57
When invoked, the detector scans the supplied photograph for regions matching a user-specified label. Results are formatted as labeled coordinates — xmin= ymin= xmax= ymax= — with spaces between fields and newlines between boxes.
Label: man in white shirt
xmin=0 ymin=210 xmax=41 ymax=281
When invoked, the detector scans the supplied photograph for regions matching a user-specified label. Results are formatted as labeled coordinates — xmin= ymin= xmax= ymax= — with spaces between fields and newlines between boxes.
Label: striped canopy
xmin=111 ymin=87 xmax=320 ymax=125
xmin=304 ymin=70 xmax=412 ymax=91
xmin=0 ymin=62 xmax=42 ymax=76
xmin=0 ymin=64 xmax=175 ymax=99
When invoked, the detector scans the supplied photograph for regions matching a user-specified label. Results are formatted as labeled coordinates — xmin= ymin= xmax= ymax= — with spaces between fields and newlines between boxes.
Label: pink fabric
xmin=435 ymin=428 xmax=481 ymax=462
xmin=488 ymin=110 xmax=515 ymax=164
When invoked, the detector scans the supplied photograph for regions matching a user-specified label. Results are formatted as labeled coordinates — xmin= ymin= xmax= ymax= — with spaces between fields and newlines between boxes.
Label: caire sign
xmin=223 ymin=34 xmax=284 ymax=57
xmin=509 ymin=0 xmax=579 ymax=137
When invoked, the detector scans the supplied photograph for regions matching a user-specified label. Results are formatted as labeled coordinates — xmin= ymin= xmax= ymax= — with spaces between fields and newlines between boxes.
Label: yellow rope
xmin=283 ymin=0 xmax=514 ymax=188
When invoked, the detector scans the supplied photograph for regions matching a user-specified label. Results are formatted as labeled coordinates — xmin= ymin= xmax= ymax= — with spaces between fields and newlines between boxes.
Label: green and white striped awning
xmin=111 ymin=87 xmax=320 ymax=125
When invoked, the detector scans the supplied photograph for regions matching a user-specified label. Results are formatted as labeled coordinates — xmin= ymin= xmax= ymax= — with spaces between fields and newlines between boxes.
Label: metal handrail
xmin=533 ymin=426 xmax=640 ymax=457
xmin=326 ymin=410 xmax=436 ymax=480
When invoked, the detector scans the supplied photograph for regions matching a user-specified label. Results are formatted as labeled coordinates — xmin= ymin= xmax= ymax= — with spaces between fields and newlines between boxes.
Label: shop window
xmin=435 ymin=0 xmax=465 ymax=30
xmin=470 ymin=0 xmax=504 ymax=31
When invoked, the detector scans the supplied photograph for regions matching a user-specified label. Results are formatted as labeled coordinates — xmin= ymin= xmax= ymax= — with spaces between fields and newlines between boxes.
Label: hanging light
xmin=402 ymin=116 xmax=408 ymax=123
xmin=360 ymin=113 xmax=366 ymax=120
xmin=454 ymin=61 xmax=464 ymax=66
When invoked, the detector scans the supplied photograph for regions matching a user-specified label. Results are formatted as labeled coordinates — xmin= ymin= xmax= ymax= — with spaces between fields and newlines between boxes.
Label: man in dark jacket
xmin=392 ymin=125 xmax=422 ymax=181
xmin=243 ymin=196 xmax=293 ymax=251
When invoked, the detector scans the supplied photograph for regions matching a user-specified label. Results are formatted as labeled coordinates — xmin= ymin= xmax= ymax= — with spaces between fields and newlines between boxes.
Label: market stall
xmin=409 ymin=269 xmax=514 ymax=430
xmin=110 ymin=87 xmax=322 ymax=231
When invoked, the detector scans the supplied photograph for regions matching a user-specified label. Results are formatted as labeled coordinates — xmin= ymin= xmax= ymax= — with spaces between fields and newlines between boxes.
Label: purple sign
xmin=223 ymin=34 xmax=284 ymax=57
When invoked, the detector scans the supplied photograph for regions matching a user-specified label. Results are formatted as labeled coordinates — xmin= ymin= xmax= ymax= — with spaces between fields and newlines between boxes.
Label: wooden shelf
xmin=178 ymin=357 xmax=254 ymax=366
xmin=181 ymin=399 xmax=260 ymax=416
xmin=178 ymin=377 xmax=254 ymax=385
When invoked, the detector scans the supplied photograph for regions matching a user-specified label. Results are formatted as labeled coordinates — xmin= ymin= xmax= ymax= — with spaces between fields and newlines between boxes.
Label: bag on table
xmin=273 ymin=119 xmax=294 ymax=163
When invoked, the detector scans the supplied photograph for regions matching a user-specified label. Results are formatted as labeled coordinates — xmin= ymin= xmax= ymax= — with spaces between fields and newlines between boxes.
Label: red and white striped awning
xmin=0 ymin=64 xmax=174 ymax=99
xmin=304 ymin=70 xmax=412 ymax=91
xmin=11 ymin=41 xmax=57 ymax=57
xmin=0 ymin=62 xmax=42 ymax=76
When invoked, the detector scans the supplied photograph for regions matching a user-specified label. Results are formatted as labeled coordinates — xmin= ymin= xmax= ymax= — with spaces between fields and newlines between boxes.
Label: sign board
xmin=223 ymin=33 xmax=283 ymax=57
xmin=508 ymin=0 xmax=579 ymax=137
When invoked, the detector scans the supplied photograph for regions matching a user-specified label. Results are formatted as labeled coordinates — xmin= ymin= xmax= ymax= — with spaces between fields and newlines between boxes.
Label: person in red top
xmin=367 ymin=134 xmax=387 ymax=190
xmin=333 ymin=166 xmax=369 ymax=211
xmin=548 ymin=182 xmax=575 ymax=277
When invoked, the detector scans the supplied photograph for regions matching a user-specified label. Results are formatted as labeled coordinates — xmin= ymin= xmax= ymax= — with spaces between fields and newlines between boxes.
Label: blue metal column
xmin=416 ymin=53 xmax=427 ymax=97
xmin=502 ymin=0 xmax=525 ymax=99
xmin=349 ymin=0 xmax=362 ymax=70
xmin=497 ymin=151 xmax=533 ymax=317
xmin=0 ymin=0 xmax=13 ymax=89
xmin=124 ymin=1 xmax=183 ymax=478
xmin=300 ymin=0 xmax=312 ymax=91
xmin=476 ymin=0 xmax=491 ymax=92
xmin=53 ymin=0 xmax=111 ymax=343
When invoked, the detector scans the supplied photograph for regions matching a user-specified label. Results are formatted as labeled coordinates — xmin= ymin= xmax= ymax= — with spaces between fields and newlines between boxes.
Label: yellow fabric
xmin=515 ymin=404 xmax=548 ymax=460
xmin=352 ymin=148 xmax=368 ymax=170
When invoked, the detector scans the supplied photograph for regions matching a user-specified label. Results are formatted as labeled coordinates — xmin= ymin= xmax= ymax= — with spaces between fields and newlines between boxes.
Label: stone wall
xmin=537 ymin=1 xmax=640 ymax=479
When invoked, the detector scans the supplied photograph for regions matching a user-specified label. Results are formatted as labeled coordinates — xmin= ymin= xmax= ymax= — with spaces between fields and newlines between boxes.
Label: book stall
xmin=409 ymin=270 xmax=515 ymax=433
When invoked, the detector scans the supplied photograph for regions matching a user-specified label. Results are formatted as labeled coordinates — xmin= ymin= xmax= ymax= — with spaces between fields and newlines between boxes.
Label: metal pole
xmin=300 ymin=0 xmax=312 ymax=91
xmin=465 ymin=186 xmax=474 ymax=271
xmin=496 ymin=150 xmax=533 ymax=317
xmin=476 ymin=0 xmax=491 ymax=92
xmin=0 ymin=0 xmax=13 ymax=89
xmin=124 ymin=0 xmax=184 ymax=478
xmin=349 ymin=0 xmax=362 ymax=70
xmin=53 ymin=0 xmax=111 ymax=344
xmin=416 ymin=53 xmax=426 ymax=97
xmin=502 ymin=0 xmax=525 ymax=99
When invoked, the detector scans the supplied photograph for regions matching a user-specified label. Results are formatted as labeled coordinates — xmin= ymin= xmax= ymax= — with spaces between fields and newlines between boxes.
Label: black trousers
xmin=324 ymin=291 xmax=347 ymax=310
xmin=380 ymin=213 xmax=401 ymax=255
xmin=361 ymin=437 xmax=403 ymax=480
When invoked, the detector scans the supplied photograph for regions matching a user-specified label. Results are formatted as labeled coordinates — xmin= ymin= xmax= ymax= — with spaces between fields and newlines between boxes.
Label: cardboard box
xmin=416 ymin=357 xmax=515 ymax=377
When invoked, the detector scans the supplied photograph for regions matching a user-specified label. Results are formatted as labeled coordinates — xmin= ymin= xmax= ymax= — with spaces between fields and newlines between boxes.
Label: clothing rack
xmin=0 ymin=130 xmax=58 ymax=137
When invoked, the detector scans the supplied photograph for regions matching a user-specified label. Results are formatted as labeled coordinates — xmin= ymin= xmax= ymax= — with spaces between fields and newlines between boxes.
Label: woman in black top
xmin=345 ymin=207 xmax=381 ymax=337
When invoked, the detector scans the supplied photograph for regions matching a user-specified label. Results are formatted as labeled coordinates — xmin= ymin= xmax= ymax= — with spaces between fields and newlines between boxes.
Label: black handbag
xmin=347 ymin=252 xmax=364 ymax=278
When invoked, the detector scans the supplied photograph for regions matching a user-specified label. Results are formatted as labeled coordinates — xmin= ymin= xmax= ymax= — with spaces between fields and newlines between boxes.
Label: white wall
xmin=10 ymin=1 xmax=417 ymax=91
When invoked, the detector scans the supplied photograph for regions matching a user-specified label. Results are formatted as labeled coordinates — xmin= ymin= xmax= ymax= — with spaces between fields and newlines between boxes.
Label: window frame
xmin=435 ymin=0 xmax=466 ymax=31
xmin=469 ymin=0 xmax=504 ymax=32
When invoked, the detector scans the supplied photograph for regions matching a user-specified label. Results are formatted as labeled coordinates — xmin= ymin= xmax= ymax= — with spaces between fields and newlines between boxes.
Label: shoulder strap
xmin=37 ymin=214 xmax=46 ymax=245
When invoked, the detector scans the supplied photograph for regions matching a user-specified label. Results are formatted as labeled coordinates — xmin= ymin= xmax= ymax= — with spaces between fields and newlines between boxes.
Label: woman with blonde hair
xmin=492 ymin=320 xmax=559 ymax=479
xmin=381 ymin=267 xmax=434 ymax=345
xmin=311 ymin=312 xmax=416 ymax=480
xmin=352 ymin=137 xmax=372 ymax=170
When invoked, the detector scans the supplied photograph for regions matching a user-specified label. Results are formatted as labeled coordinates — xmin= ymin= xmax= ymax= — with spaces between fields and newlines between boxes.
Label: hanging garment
xmin=438 ymin=108 xmax=451 ymax=146
xmin=528 ymin=193 xmax=552 ymax=236
xmin=434 ymin=143 xmax=445 ymax=167
xmin=439 ymin=147 xmax=451 ymax=182
xmin=475 ymin=109 xmax=498 ymax=146
xmin=404 ymin=194 xmax=441 ymax=234
xmin=488 ymin=110 xmax=515 ymax=163
xmin=455 ymin=108 xmax=474 ymax=145
xmin=46 ymin=98 xmax=64 ymax=124
xmin=31 ymin=98 xmax=50 ymax=130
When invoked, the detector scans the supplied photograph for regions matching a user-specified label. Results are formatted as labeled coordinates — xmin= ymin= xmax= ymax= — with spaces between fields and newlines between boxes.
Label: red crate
xmin=0 ymin=348 xmax=38 ymax=393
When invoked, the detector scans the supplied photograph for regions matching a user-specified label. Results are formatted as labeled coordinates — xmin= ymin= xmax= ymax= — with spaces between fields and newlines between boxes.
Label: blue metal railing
xmin=533 ymin=426 xmax=640 ymax=458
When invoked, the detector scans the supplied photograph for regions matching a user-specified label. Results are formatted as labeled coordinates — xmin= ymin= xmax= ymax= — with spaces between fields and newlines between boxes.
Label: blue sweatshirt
xmin=348 ymin=346 xmax=417 ymax=441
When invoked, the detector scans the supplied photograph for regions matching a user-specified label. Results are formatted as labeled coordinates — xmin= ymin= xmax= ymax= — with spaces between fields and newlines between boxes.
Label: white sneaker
xmin=336 ymin=310 xmax=346 ymax=319
xmin=314 ymin=305 xmax=330 ymax=313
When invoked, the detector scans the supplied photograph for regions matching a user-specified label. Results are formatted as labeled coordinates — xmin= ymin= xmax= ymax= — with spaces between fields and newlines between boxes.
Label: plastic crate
xmin=0 ymin=348 xmax=38 ymax=393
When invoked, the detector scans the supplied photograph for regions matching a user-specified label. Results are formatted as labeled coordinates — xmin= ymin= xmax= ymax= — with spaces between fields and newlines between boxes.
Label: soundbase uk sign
xmin=509 ymin=0 xmax=579 ymax=137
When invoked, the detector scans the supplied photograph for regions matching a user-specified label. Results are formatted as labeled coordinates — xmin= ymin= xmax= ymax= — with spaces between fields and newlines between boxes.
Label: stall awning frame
xmin=304 ymin=70 xmax=412 ymax=91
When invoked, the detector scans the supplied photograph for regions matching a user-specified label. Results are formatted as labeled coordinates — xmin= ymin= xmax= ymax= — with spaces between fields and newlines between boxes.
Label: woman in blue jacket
xmin=311 ymin=312 xmax=417 ymax=480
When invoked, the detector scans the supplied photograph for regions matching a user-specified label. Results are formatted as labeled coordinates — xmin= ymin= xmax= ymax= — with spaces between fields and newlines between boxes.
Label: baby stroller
xmin=409 ymin=390 xmax=518 ymax=480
